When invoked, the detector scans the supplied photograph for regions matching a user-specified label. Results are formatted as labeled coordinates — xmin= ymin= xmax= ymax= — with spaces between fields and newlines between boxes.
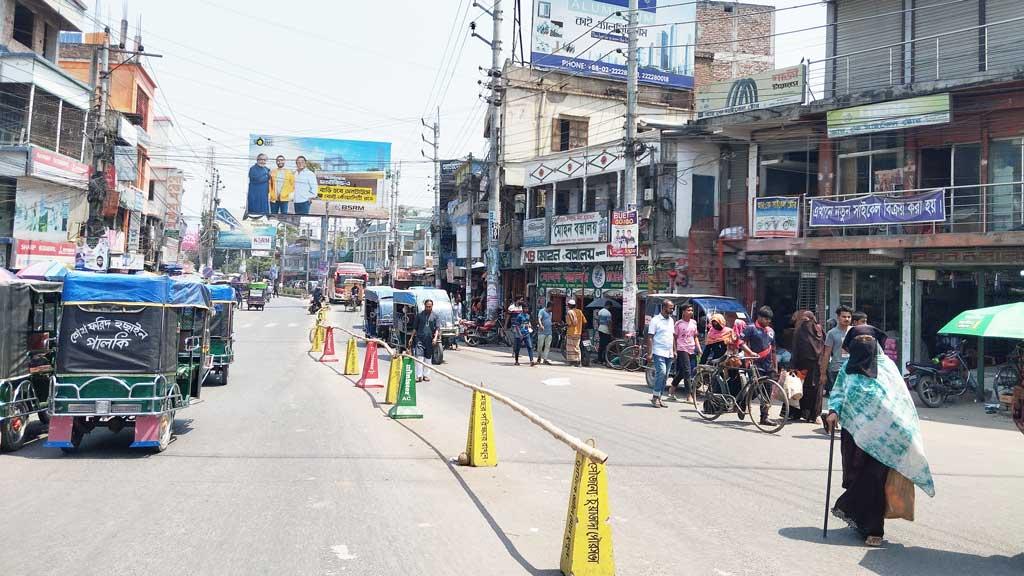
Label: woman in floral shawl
xmin=825 ymin=325 xmax=935 ymax=547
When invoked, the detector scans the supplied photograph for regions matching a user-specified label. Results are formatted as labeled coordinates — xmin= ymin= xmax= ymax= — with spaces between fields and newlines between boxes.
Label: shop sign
xmin=827 ymin=93 xmax=950 ymax=138
xmin=523 ymin=217 xmax=548 ymax=247
xmin=13 ymin=180 xmax=87 ymax=243
xmin=551 ymin=212 xmax=603 ymax=245
xmin=522 ymin=242 xmax=611 ymax=265
xmin=127 ymin=211 xmax=141 ymax=253
xmin=752 ymin=196 xmax=800 ymax=238
xmin=537 ymin=263 xmax=656 ymax=291
xmin=697 ymin=65 xmax=805 ymax=119
xmin=75 ymin=238 xmax=110 ymax=272
xmin=14 ymin=239 xmax=75 ymax=268
xmin=111 ymin=252 xmax=144 ymax=270
xmin=29 ymin=147 xmax=89 ymax=189
xmin=609 ymin=210 xmax=638 ymax=256
xmin=809 ymin=188 xmax=946 ymax=227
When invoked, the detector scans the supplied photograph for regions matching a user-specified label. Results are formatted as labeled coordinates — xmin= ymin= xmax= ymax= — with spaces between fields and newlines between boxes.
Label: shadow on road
xmin=780 ymin=526 xmax=1024 ymax=575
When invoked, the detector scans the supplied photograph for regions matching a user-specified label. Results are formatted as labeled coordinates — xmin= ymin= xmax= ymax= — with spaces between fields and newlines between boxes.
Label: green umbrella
xmin=938 ymin=302 xmax=1024 ymax=339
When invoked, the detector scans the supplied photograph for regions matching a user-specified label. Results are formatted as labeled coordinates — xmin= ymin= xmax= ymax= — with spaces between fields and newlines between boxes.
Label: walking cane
xmin=823 ymin=424 xmax=836 ymax=539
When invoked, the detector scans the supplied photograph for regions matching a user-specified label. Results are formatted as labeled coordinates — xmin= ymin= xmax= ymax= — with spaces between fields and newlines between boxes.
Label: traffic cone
xmin=311 ymin=325 xmax=324 ymax=353
xmin=560 ymin=441 xmax=615 ymax=576
xmin=462 ymin=389 xmax=497 ymax=467
xmin=383 ymin=355 xmax=408 ymax=404
xmin=343 ymin=338 xmax=359 ymax=375
xmin=318 ymin=326 xmax=338 ymax=362
xmin=387 ymin=356 xmax=423 ymax=419
xmin=355 ymin=340 xmax=383 ymax=387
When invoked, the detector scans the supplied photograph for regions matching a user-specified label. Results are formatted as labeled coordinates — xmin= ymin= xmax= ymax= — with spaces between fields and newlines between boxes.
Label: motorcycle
xmin=308 ymin=294 xmax=325 ymax=315
xmin=904 ymin=341 xmax=976 ymax=408
xmin=459 ymin=314 xmax=510 ymax=347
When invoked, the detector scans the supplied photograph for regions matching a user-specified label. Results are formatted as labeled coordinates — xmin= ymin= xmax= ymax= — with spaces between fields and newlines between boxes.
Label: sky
xmin=93 ymin=0 xmax=828 ymax=223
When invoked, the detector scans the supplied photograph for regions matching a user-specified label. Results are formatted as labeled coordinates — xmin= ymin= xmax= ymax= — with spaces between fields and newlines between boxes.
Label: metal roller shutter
xmin=985 ymin=0 xmax=1024 ymax=72
xmin=912 ymin=0 xmax=981 ymax=84
xmin=832 ymin=0 xmax=905 ymax=97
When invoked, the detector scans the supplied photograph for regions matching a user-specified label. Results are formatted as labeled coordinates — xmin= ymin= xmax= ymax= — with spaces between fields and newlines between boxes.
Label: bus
xmin=329 ymin=263 xmax=369 ymax=303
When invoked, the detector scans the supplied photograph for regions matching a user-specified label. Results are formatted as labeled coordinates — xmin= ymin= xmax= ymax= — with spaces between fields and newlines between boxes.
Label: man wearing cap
xmin=565 ymin=298 xmax=586 ymax=366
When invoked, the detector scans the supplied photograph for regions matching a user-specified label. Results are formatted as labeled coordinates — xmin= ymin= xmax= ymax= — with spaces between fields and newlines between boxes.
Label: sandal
xmin=864 ymin=536 xmax=884 ymax=547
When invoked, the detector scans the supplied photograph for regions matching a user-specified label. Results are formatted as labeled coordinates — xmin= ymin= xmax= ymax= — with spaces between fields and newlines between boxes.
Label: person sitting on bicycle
xmin=740 ymin=306 xmax=778 ymax=425
xmin=701 ymin=313 xmax=734 ymax=365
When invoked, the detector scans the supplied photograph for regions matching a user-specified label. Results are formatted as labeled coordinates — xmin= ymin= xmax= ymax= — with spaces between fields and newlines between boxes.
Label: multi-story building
xmin=59 ymin=20 xmax=161 ymax=271
xmin=0 ymin=0 xmax=91 ymax=269
xmin=352 ymin=209 xmax=432 ymax=278
xmin=689 ymin=0 xmax=1024 ymax=372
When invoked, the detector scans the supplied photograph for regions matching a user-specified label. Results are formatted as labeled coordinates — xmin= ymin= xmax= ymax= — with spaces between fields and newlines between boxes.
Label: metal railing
xmin=807 ymin=16 xmax=1024 ymax=102
xmin=800 ymin=181 xmax=1024 ymax=238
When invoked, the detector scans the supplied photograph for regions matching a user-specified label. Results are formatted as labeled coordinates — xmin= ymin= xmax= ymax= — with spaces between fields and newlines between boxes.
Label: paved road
xmin=2 ymin=298 xmax=1022 ymax=575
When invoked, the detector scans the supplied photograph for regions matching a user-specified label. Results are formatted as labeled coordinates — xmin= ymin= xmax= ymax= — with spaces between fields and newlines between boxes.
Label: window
xmin=42 ymin=23 xmax=55 ymax=60
xmin=136 ymin=146 xmax=148 ymax=189
xmin=988 ymin=138 xmax=1024 ymax=232
xmin=837 ymin=134 xmax=903 ymax=195
xmin=550 ymin=116 xmax=588 ymax=152
xmin=13 ymin=3 xmax=35 ymax=48
xmin=148 ymin=180 xmax=157 ymax=202
xmin=136 ymin=90 xmax=150 ymax=131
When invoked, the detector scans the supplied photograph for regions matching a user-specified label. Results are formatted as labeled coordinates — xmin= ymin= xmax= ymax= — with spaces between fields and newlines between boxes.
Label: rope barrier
xmin=328 ymin=324 xmax=610 ymax=464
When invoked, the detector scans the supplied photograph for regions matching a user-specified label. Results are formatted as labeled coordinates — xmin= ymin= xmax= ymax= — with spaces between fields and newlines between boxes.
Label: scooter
xmin=904 ymin=342 xmax=975 ymax=408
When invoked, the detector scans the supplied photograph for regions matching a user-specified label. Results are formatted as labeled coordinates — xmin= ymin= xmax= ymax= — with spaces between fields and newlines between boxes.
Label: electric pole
xmin=421 ymin=112 xmax=441 ymax=288
xmin=622 ymin=0 xmax=639 ymax=336
xmin=389 ymin=164 xmax=401 ymax=286
xmin=472 ymin=0 xmax=502 ymax=320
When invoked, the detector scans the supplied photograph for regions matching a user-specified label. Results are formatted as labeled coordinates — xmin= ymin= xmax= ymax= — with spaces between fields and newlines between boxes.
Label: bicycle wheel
xmin=605 ymin=338 xmax=627 ymax=370
xmin=619 ymin=345 xmax=642 ymax=372
xmin=692 ymin=368 xmax=726 ymax=421
xmin=995 ymin=365 xmax=1019 ymax=395
xmin=747 ymin=377 xmax=789 ymax=434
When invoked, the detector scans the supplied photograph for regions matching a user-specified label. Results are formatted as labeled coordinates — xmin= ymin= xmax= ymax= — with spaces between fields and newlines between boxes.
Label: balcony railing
xmin=807 ymin=15 xmax=1024 ymax=102
xmin=798 ymin=181 xmax=1024 ymax=239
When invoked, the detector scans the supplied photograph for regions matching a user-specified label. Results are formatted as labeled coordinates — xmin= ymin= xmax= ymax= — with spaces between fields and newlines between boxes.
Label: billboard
xmin=13 ymin=180 xmax=87 ymax=242
xmin=697 ymin=65 xmax=806 ymax=119
xmin=248 ymin=134 xmax=390 ymax=218
xmin=531 ymin=0 xmax=695 ymax=89
xmin=216 ymin=213 xmax=277 ymax=251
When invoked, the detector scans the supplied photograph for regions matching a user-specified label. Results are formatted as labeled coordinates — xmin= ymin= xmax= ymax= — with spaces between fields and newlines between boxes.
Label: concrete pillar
xmin=818 ymin=138 xmax=834 ymax=197
xmin=901 ymin=262 xmax=912 ymax=367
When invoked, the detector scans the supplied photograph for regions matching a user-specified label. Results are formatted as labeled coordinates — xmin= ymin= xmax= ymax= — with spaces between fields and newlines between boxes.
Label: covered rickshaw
xmin=391 ymin=288 xmax=457 ymax=361
xmin=46 ymin=272 xmax=213 ymax=453
xmin=207 ymin=284 xmax=236 ymax=385
xmin=363 ymin=286 xmax=394 ymax=341
xmin=247 ymin=281 xmax=267 ymax=311
xmin=0 ymin=278 xmax=62 ymax=452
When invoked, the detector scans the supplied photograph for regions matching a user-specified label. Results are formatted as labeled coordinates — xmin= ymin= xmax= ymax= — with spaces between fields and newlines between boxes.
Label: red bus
xmin=330 ymin=263 xmax=369 ymax=303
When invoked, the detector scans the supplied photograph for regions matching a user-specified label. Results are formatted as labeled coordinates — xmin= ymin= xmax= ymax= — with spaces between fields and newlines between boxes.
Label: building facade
xmin=0 ymin=0 xmax=91 ymax=269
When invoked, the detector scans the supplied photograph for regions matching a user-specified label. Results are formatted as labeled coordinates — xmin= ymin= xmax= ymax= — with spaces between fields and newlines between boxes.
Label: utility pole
xmin=472 ymin=0 xmax=502 ymax=320
xmin=421 ymin=112 xmax=441 ymax=288
xmin=389 ymin=164 xmax=401 ymax=286
xmin=200 ymin=147 xmax=220 ymax=275
xmin=622 ymin=0 xmax=640 ymax=336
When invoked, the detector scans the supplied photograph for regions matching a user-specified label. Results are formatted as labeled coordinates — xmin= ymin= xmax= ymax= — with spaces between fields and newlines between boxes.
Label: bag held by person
xmin=783 ymin=370 xmax=804 ymax=404
xmin=884 ymin=470 xmax=916 ymax=521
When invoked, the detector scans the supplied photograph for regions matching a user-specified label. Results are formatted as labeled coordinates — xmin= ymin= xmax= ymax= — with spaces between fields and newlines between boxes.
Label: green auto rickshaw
xmin=207 ymin=283 xmax=236 ymax=385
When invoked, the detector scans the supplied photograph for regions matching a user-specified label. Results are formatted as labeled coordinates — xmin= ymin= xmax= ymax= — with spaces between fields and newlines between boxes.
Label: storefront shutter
xmin=832 ymin=0 xmax=904 ymax=97
xmin=912 ymin=0 xmax=980 ymax=83
xmin=986 ymin=0 xmax=1024 ymax=72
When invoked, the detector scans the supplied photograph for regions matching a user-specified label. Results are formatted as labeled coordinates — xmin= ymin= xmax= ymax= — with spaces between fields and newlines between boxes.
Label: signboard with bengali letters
xmin=752 ymin=196 xmax=800 ymax=238
xmin=809 ymin=189 xmax=947 ymax=227
xmin=551 ymin=212 xmax=604 ymax=245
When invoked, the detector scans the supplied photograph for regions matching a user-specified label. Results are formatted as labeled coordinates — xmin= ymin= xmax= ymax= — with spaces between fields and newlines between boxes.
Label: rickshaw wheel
xmin=152 ymin=411 xmax=175 ymax=453
xmin=0 ymin=384 xmax=32 ymax=451
xmin=37 ymin=409 xmax=50 ymax=425
xmin=219 ymin=366 xmax=230 ymax=385
xmin=60 ymin=424 xmax=85 ymax=454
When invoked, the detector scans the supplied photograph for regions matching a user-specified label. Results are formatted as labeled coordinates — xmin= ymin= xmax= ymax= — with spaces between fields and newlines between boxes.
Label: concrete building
xmin=352 ymin=209 xmax=431 ymax=279
xmin=0 ymin=0 xmax=91 ymax=269
xmin=686 ymin=0 xmax=1024 ymax=374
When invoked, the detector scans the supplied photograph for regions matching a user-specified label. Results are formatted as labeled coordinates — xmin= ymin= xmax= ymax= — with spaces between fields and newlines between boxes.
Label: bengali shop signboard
xmin=13 ymin=239 xmax=76 ymax=268
xmin=809 ymin=189 xmax=947 ymax=227
xmin=537 ymin=263 xmax=656 ymax=291
xmin=523 ymin=217 xmax=548 ymax=247
xmin=752 ymin=196 xmax=800 ymax=238
xmin=551 ymin=212 xmax=603 ymax=245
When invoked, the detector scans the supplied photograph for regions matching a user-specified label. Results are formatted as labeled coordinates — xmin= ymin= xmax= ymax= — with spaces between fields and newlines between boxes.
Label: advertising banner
xmin=609 ymin=210 xmax=638 ymax=256
xmin=521 ymin=242 xmax=647 ymax=265
xmin=537 ymin=262 xmax=656 ymax=291
xmin=809 ymin=189 xmax=946 ymax=227
xmin=531 ymin=0 xmax=695 ymax=89
xmin=217 ymin=224 xmax=278 ymax=250
xmin=248 ymin=134 xmax=390 ymax=218
xmin=13 ymin=180 xmax=87 ymax=242
xmin=826 ymin=93 xmax=951 ymax=138
xmin=456 ymin=225 xmax=482 ymax=259
xmin=75 ymin=238 xmax=110 ymax=272
xmin=752 ymin=196 xmax=800 ymax=238
xmin=29 ymin=147 xmax=89 ymax=188
xmin=697 ymin=65 xmax=805 ymax=119
xmin=523 ymin=217 xmax=548 ymax=247
xmin=13 ymin=239 xmax=76 ymax=268
xmin=127 ymin=211 xmax=141 ymax=253
xmin=551 ymin=212 xmax=604 ymax=245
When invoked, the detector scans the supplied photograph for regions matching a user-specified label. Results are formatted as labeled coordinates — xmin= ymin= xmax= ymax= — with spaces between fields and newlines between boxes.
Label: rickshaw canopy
xmin=208 ymin=284 xmax=236 ymax=303
xmin=63 ymin=271 xmax=212 ymax=309
xmin=0 ymin=278 xmax=62 ymax=380
xmin=394 ymin=287 xmax=455 ymax=326
xmin=364 ymin=286 xmax=394 ymax=302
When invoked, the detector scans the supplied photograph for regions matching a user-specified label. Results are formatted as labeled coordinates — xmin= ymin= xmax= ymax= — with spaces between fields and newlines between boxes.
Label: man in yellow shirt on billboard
xmin=269 ymin=155 xmax=295 ymax=214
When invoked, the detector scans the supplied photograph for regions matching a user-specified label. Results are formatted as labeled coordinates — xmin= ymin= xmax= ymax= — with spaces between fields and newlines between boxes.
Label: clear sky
xmin=102 ymin=0 xmax=826 ymax=222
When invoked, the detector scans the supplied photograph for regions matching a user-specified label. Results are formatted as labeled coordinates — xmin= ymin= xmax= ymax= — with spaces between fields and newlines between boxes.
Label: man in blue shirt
xmin=596 ymin=301 xmax=614 ymax=365
xmin=537 ymin=302 xmax=554 ymax=365
xmin=742 ymin=305 xmax=778 ymax=425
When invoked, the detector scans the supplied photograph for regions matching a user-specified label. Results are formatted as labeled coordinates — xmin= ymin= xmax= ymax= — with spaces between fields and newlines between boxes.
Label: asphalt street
xmin=2 ymin=297 xmax=1022 ymax=576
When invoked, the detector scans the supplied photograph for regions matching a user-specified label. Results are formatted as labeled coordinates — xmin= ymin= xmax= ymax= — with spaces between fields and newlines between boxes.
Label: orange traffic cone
xmin=319 ymin=326 xmax=339 ymax=362
xmin=355 ymin=340 xmax=383 ymax=388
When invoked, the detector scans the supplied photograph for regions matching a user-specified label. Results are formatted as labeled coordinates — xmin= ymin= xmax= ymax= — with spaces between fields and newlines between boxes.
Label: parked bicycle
xmin=690 ymin=353 xmax=789 ymax=434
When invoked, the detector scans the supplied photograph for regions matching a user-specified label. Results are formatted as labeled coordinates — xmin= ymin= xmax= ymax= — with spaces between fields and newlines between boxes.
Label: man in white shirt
xmin=292 ymin=155 xmax=317 ymax=215
xmin=646 ymin=299 xmax=676 ymax=408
